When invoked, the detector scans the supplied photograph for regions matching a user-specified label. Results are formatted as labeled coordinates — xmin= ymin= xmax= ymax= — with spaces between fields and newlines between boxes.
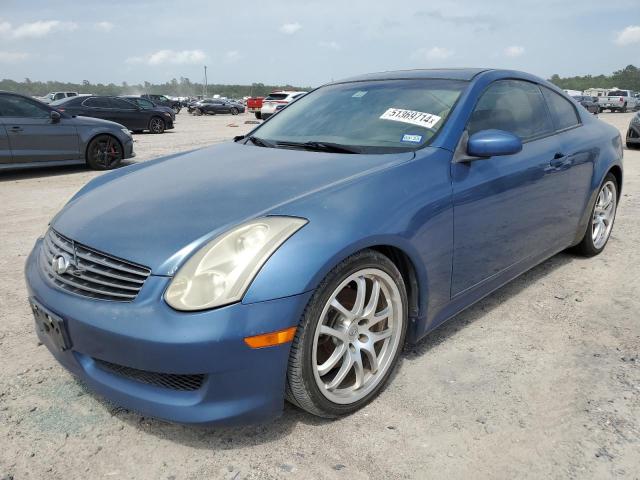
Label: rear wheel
xmin=149 ymin=116 xmax=165 ymax=134
xmin=574 ymin=173 xmax=618 ymax=257
xmin=621 ymin=103 xmax=628 ymax=113
xmin=286 ymin=250 xmax=408 ymax=418
xmin=230 ymin=107 xmax=239 ymax=115
xmin=255 ymin=112 xmax=262 ymax=120
xmin=86 ymin=134 xmax=123 ymax=170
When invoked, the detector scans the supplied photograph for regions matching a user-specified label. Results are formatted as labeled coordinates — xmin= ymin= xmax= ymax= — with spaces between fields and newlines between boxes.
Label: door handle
xmin=9 ymin=126 xmax=23 ymax=132
xmin=550 ymin=153 xmax=569 ymax=169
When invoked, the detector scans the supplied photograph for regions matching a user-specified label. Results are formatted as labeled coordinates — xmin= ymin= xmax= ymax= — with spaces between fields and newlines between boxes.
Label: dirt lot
xmin=1 ymin=111 xmax=638 ymax=480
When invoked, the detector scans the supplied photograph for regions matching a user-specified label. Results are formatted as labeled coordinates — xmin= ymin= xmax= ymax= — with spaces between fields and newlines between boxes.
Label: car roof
xmin=336 ymin=68 xmax=492 ymax=83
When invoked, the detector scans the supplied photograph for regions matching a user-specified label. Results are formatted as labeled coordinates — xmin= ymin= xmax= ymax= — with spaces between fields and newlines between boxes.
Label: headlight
xmin=121 ymin=128 xmax=132 ymax=137
xmin=165 ymin=216 xmax=307 ymax=311
xmin=632 ymin=114 xmax=640 ymax=125
xmin=163 ymin=112 xmax=172 ymax=117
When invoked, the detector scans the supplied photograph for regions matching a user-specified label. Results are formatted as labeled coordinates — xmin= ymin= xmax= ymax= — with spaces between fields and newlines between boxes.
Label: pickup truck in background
xmin=598 ymin=90 xmax=639 ymax=113
xmin=246 ymin=97 xmax=264 ymax=119
xmin=37 ymin=92 xmax=79 ymax=104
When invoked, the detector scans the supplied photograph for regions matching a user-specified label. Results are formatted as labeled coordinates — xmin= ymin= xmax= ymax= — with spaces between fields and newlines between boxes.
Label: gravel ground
xmin=0 ymin=111 xmax=638 ymax=480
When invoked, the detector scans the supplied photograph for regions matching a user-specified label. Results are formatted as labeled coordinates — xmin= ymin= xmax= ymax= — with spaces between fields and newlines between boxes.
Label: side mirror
xmin=50 ymin=110 xmax=61 ymax=123
xmin=467 ymin=129 xmax=522 ymax=158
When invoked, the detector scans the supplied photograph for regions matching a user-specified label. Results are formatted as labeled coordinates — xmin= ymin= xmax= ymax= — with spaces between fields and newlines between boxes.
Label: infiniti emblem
xmin=52 ymin=254 xmax=72 ymax=275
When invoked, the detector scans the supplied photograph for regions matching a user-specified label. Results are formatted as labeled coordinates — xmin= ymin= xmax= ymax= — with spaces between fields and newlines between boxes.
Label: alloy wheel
xmin=312 ymin=268 xmax=404 ymax=404
xmin=592 ymin=180 xmax=617 ymax=249
xmin=90 ymin=135 xmax=122 ymax=169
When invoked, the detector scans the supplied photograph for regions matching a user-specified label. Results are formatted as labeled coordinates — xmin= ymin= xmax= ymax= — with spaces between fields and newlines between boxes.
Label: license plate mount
xmin=29 ymin=298 xmax=72 ymax=352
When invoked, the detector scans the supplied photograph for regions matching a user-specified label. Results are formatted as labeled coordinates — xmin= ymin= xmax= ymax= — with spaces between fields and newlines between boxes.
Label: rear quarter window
xmin=541 ymin=87 xmax=581 ymax=131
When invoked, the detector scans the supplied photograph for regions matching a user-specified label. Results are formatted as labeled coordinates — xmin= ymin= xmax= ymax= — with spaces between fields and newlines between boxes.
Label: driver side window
xmin=467 ymin=80 xmax=554 ymax=142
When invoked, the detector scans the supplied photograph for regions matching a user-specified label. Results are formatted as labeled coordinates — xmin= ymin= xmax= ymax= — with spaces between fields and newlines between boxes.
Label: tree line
xmin=549 ymin=65 xmax=640 ymax=92
xmin=0 ymin=77 xmax=312 ymax=98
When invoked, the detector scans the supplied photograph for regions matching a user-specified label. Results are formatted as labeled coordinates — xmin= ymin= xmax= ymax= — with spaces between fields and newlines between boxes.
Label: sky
xmin=0 ymin=0 xmax=639 ymax=87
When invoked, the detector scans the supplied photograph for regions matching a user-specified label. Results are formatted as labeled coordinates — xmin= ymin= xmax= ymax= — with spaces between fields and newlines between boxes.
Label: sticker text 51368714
xmin=379 ymin=108 xmax=442 ymax=130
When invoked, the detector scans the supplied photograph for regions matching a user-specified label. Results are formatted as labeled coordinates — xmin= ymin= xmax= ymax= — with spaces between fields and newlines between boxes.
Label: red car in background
xmin=247 ymin=97 xmax=264 ymax=119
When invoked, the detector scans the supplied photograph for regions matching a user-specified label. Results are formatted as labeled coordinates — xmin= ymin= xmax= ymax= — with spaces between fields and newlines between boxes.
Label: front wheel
xmin=149 ymin=117 xmax=165 ymax=134
xmin=574 ymin=173 xmax=618 ymax=257
xmin=254 ymin=112 xmax=262 ymax=120
xmin=230 ymin=107 xmax=239 ymax=115
xmin=286 ymin=250 xmax=408 ymax=418
xmin=86 ymin=135 xmax=123 ymax=170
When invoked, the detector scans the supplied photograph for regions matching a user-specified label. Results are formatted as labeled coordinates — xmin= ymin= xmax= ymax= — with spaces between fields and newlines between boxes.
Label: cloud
xmin=412 ymin=46 xmax=454 ymax=61
xmin=7 ymin=20 xmax=77 ymax=39
xmin=0 ymin=51 xmax=29 ymax=62
xmin=279 ymin=22 xmax=301 ymax=35
xmin=95 ymin=21 xmax=114 ymax=32
xmin=416 ymin=9 xmax=499 ymax=32
xmin=504 ymin=45 xmax=525 ymax=57
xmin=319 ymin=41 xmax=341 ymax=50
xmin=126 ymin=49 xmax=206 ymax=66
xmin=225 ymin=50 xmax=241 ymax=62
xmin=615 ymin=25 xmax=640 ymax=46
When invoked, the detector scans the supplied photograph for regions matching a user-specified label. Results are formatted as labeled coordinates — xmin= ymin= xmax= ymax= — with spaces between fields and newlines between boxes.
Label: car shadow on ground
xmin=0 ymin=161 xmax=137 ymax=182
xmin=84 ymin=250 xmax=586 ymax=449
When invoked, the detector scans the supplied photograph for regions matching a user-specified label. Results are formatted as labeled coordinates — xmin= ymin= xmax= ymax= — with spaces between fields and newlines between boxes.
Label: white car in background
xmin=260 ymin=91 xmax=307 ymax=120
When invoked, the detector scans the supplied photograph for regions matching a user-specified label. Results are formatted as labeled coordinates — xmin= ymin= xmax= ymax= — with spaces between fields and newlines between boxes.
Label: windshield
xmin=250 ymin=79 xmax=467 ymax=153
xmin=608 ymin=91 xmax=627 ymax=97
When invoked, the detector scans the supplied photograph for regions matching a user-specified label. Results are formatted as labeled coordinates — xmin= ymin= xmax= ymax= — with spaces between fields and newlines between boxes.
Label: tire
xmin=230 ymin=107 xmax=239 ymax=115
xmin=286 ymin=249 xmax=408 ymax=418
xmin=149 ymin=117 xmax=165 ymax=134
xmin=598 ymin=107 xmax=604 ymax=114
xmin=627 ymin=141 xmax=640 ymax=150
xmin=86 ymin=134 xmax=123 ymax=170
xmin=574 ymin=173 xmax=618 ymax=257
xmin=621 ymin=103 xmax=628 ymax=113
xmin=255 ymin=112 xmax=262 ymax=120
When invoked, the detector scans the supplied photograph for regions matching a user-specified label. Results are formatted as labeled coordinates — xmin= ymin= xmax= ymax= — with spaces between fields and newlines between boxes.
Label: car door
xmin=107 ymin=97 xmax=145 ymax=130
xmin=0 ymin=123 xmax=10 ymax=164
xmin=79 ymin=97 xmax=112 ymax=121
xmin=0 ymin=93 xmax=80 ymax=164
xmin=450 ymin=79 xmax=564 ymax=296
xmin=540 ymin=86 xmax=593 ymax=241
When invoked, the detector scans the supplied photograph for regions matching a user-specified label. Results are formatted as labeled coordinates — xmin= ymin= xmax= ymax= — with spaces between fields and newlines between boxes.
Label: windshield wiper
xmin=246 ymin=136 xmax=276 ymax=148
xmin=275 ymin=141 xmax=362 ymax=154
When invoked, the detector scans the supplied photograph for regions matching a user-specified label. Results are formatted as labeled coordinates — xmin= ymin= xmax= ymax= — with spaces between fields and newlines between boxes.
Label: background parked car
xmin=627 ymin=112 xmax=640 ymax=149
xmin=260 ymin=91 xmax=307 ymax=120
xmin=0 ymin=91 xmax=133 ymax=170
xmin=190 ymin=99 xmax=245 ymax=115
xmin=51 ymin=95 xmax=174 ymax=134
xmin=140 ymin=94 xmax=182 ymax=114
xmin=247 ymin=97 xmax=264 ymax=119
xmin=120 ymin=95 xmax=176 ymax=122
xmin=598 ymin=90 xmax=639 ymax=112
xmin=571 ymin=95 xmax=599 ymax=114
xmin=37 ymin=92 xmax=79 ymax=104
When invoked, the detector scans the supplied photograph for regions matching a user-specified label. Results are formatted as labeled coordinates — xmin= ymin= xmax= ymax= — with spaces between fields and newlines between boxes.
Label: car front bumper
xmin=25 ymin=238 xmax=312 ymax=425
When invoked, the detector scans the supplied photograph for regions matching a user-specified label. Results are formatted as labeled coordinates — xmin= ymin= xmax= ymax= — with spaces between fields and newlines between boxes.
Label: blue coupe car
xmin=25 ymin=69 xmax=623 ymax=424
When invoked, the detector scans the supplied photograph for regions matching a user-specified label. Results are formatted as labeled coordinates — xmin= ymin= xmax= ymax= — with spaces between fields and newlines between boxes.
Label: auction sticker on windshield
xmin=380 ymin=108 xmax=441 ymax=130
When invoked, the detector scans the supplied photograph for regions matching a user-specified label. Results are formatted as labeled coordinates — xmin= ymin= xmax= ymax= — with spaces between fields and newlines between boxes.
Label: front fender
xmin=242 ymin=148 xmax=455 ymax=329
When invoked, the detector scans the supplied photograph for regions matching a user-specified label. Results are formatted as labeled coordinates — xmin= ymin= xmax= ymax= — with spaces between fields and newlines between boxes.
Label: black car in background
xmin=140 ymin=94 xmax=181 ymax=114
xmin=0 ymin=91 xmax=134 ymax=170
xmin=571 ymin=95 xmax=599 ymax=114
xmin=120 ymin=95 xmax=176 ymax=122
xmin=627 ymin=112 xmax=640 ymax=149
xmin=51 ymin=96 xmax=174 ymax=133
xmin=189 ymin=98 xmax=245 ymax=115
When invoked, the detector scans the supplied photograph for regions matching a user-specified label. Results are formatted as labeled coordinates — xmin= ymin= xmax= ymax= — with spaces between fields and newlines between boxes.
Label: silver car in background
xmin=260 ymin=91 xmax=307 ymax=120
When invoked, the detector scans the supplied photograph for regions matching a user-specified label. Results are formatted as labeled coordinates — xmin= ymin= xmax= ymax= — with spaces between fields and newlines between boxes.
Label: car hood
xmin=52 ymin=142 xmax=415 ymax=275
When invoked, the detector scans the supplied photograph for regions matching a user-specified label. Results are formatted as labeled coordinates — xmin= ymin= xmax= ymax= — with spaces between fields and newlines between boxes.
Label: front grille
xmin=94 ymin=358 xmax=205 ymax=391
xmin=40 ymin=229 xmax=150 ymax=301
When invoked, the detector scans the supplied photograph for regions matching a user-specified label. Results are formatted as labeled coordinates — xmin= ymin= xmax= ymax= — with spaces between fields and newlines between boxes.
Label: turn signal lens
xmin=244 ymin=326 xmax=297 ymax=349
